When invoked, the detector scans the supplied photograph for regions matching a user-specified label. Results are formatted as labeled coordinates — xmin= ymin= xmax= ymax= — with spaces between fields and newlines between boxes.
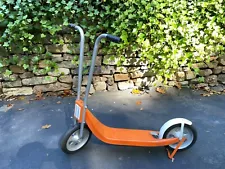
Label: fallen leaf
xmin=175 ymin=82 xmax=181 ymax=90
xmin=131 ymin=88 xmax=141 ymax=94
xmin=156 ymin=87 xmax=166 ymax=94
xmin=18 ymin=96 xmax=25 ymax=100
xmin=63 ymin=90 xmax=72 ymax=96
xmin=42 ymin=124 xmax=51 ymax=129
xmin=201 ymin=93 xmax=211 ymax=97
xmin=18 ymin=108 xmax=24 ymax=111
xmin=35 ymin=90 xmax=43 ymax=100
xmin=7 ymin=103 xmax=13 ymax=107
xmin=204 ymin=87 xmax=210 ymax=92
xmin=46 ymin=92 xmax=57 ymax=97
xmin=136 ymin=100 xmax=142 ymax=105
xmin=57 ymin=101 xmax=61 ymax=104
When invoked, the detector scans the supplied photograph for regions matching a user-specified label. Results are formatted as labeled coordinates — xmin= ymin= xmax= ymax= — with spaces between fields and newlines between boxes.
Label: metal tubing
xmin=69 ymin=24 xmax=85 ymax=126
xmin=179 ymin=123 xmax=184 ymax=140
xmin=69 ymin=24 xmax=85 ymax=100
xmin=79 ymin=34 xmax=108 ymax=138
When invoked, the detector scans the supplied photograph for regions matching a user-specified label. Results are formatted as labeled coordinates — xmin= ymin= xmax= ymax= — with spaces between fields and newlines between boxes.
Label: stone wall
xmin=173 ymin=57 xmax=225 ymax=91
xmin=1 ymin=35 xmax=225 ymax=97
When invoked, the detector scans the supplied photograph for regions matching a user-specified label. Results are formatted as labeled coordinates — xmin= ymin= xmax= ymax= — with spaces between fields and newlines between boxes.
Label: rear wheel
xmin=60 ymin=124 xmax=92 ymax=154
xmin=163 ymin=124 xmax=197 ymax=151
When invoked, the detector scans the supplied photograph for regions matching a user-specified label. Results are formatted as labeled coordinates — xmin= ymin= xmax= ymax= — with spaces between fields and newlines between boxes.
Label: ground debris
xmin=7 ymin=103 xmax=13 ymax=107
xmin=175 ymin=82 xmax=181 ymax=89
xmin=201 ymin=89 xmax=223 ymax=97
xmin=131 ymin=88 xmax=141 ymax=94
xmin=35 ymin=90 xmax=44 ymax=100
xmin=156 ymin=87 xmax=166 ymax=94
xmin=41 ymin=124 xmax=51 ymax=129
xmin=0 ymin=104 xmax=14 ymax=112
xmin=136 ymin=100 xmax=142 ymax=105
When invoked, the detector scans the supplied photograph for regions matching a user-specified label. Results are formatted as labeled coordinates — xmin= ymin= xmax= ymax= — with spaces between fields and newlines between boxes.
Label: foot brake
xmin=166 ymin=137 xmax=186 ymax=161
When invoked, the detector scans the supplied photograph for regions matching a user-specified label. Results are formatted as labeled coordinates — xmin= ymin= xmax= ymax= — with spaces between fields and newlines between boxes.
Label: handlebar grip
xmin=69 ymin=23 xmax=77 ymax=28
xmin=106 ymin=34 xmax=121 ymax=43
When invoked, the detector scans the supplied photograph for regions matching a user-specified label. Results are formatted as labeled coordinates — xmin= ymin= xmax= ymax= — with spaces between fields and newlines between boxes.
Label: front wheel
xmin=60 ymin=124 xmax=92 ymax=154
xmin=163 ymin=124 xmax=197 ymax=151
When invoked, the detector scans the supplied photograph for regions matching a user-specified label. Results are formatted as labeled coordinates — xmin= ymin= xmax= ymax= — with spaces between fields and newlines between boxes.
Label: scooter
xmin=60 ymin=24 xmax=197 ymax=160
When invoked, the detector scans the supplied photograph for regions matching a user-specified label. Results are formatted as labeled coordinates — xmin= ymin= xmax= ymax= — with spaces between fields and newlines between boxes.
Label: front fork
xmin=73 ymin=103 xmax=86 ymax=138
xmin=179 ymin=123 xmax=185 ymax=140
xmin=167 ymin=122 xmax=186 ymax=161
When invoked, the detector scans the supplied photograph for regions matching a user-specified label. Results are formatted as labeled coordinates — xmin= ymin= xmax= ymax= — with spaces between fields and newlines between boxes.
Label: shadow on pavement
xmin=8 ymin=142 xmax=72 ymax=169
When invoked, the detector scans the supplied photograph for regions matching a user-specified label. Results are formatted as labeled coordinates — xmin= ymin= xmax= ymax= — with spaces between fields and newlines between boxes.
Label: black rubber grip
xmin=106 ymin=34 xmax=121 ymax=43
xmin=69 ymin=23 xmax=76 ymax=28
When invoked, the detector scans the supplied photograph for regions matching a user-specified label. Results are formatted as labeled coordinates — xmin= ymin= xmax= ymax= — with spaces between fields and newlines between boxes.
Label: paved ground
xmin=0 ymin=88 xmax=225 ymax=169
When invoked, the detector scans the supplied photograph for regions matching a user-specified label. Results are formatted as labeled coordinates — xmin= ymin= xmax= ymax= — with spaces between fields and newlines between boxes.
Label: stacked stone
xmin=171 ymin=56 xmax=225 ymax=91
xmin=1 ymin=33 xmax=225 ymax=96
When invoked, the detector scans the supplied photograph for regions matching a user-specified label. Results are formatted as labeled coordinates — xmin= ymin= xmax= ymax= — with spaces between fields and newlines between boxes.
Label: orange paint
xmin=167 ymin=137 xmax=187 ymax=159
xmin=75 ymin=100 xmax=180 ymax=147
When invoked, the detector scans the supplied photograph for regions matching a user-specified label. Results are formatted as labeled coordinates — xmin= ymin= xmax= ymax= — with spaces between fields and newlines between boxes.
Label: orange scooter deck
xmin=76 ymin=100 xmax=179 ymax=147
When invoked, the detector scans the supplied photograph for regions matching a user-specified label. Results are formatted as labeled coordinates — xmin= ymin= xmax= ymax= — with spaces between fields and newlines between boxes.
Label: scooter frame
xmin=62 ymin=24 xmax=197 ymax=160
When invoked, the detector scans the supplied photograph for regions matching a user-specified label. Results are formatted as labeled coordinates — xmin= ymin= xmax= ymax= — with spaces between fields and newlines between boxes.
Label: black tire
xmin=60 ymin=124 xmax=92 ymax=154
xmin=163 ymin=124 xmax=197 ymax=151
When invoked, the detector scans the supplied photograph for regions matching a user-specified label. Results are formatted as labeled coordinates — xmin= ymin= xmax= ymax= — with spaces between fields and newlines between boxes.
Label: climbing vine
xmin=0 ymin=0 xmax=225 ymax=82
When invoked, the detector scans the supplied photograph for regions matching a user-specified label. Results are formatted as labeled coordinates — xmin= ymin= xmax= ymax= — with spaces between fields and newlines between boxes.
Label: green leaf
xmin=33 ymin=17 xmax=38 ymax=21
xmin=23 ymin=64 xmax=29 ymax=70
xmin=6 ymin=0 xmax=14 ymax=5
xmin=41 ymin=33 xmax=46 ymax=38
xmin=3 ymin=42 xmax=9 ymax=47
xmin=23 ymin=47 xmax=28 ymax=52
xmin=4 ymin=69 xmax=12 ymax=77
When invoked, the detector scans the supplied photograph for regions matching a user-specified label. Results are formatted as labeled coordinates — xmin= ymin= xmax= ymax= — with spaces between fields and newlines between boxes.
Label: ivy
xmin=0 ymin=0 xmax=225 ymax=82
xmin=102 ymin=0 xmax=225 ymax=82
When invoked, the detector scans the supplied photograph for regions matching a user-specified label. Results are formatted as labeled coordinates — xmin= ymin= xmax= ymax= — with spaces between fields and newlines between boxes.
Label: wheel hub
xmin=66 ymin=128 xmax=90 ymax=151
xmin=166 ymin=126 xmax=194 ymax=149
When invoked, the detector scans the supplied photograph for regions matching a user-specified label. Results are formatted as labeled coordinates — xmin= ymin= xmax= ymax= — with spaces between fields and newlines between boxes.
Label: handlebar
xmin=69 ymin=24 xmax=121 ymax=43
xmin=68 ymin=23 xmax=85 ymax=101
xmin=69 ymin=23 xmax=77 ymax=28
xmin=68 ymin=23 xmax=122 ymax=137
xmin=106 ymin=34 xmax=121 ymax=43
